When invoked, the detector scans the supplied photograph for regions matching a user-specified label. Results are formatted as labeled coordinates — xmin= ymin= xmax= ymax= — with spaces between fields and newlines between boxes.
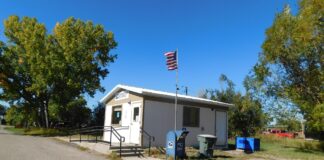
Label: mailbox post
xmin=166 ymin=130 xmax=189 ymax=160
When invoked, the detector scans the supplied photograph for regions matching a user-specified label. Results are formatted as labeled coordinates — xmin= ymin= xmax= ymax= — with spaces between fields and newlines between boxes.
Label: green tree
xmin=0 ymin=104 xmax=6 ymax=116
xmin=5 ymin=105 xmax=35 ymax=127
xmin=91 ymin=102 xmax=106 ymax=126
xmin=48 ymin=97 xmax=91 ymax=127
xmin=253 ymin=0 xmax=324 ymax=132
xmin=270 ymin=104 xmax=302 ymax=132
xmin=0 ymin=16 xmax=117 ymax=128
xmin=204 ymin=74 xmax=267 ymax=137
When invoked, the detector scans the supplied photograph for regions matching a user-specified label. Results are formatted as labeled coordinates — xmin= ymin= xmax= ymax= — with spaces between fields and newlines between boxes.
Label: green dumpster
xmin=197 ymin=134 xmax=217 ymax=158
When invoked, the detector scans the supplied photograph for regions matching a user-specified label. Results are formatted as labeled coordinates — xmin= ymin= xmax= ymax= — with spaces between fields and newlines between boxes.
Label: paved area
xmin=0 ymin=125 xmax=107 ymax=160
xmin=57 ymin=137 xmax=161 ymax=160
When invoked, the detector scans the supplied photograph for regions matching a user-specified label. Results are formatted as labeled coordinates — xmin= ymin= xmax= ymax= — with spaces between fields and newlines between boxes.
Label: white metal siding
xmin=103 ymin=104 xmax=112 ymax=142
xmin=143 ymin=100 xmax=222 ymax=147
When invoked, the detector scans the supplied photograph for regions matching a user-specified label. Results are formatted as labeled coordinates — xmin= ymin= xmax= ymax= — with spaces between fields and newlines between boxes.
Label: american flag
xmin=164 ymin=51 xmax=177 ymax=70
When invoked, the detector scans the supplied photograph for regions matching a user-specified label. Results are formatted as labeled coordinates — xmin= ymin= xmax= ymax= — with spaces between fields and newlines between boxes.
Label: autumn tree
xmin=0 ymin=16 xmax=117 ymax=128
xmin=253 ymin=0 xmax=323 ymax=132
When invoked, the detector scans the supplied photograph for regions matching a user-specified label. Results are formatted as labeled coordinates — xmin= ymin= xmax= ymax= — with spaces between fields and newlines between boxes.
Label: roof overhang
xmin=100 ymin=84 xmax=234 ymax=108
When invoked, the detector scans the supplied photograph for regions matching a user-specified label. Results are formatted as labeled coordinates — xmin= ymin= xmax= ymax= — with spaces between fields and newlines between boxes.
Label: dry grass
xmin=144 ymin=136 xmax=324 ymax=160
xmin=106 ymin=152 xmax=123 ymax=160
xmin=4 ymin=126 xmax=68 ymax=137
xmin=255 ymin=134 xmax=324 ymax=152
xmin=77 ymin=146 xmax=89 ymax=151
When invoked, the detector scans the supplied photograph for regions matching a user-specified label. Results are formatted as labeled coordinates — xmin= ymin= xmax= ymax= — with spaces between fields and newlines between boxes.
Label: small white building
xmin=101 ymin=84 xmax=232 ymax=148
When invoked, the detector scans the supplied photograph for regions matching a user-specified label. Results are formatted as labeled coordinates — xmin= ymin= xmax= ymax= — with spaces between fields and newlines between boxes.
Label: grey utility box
xmin=197 ymin=134 xmax=217 ymax=158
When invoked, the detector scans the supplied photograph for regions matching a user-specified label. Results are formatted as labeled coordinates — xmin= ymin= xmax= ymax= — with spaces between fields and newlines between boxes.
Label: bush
xmin=318 ymin=141 xmax=324 ymax=152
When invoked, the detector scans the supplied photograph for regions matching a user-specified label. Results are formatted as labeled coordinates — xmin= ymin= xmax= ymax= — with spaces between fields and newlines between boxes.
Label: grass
xmin=4 ymin=126 xmax=324 ymax=159
xmin=220 ymin=135 xmax=324 ymax=160
xmin=4 ymin=126 xmax=26 ymax=134
xmin=4 ymin=126 xmax=69 ymax=136
xmin=255 ymin=134 xmax=324 ymax=151
xmin=77 ymin=146 xmax=90 ymax=151
xmin=106 ymin=152 xmax=123 ymax=160
xmin=249 ymin=134 xmax=324 ymax=160
xmin=145 ymin=135 xmax=324 ymax=160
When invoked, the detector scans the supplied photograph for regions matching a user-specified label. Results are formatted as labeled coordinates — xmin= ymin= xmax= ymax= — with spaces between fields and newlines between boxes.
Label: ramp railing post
xmin=149 ymin=138 xmax=151 ymax=156
xmin=110 ymin=126 xmax=112 ymax=147
xmin=119 ymin=139 xmax=122 ymax=157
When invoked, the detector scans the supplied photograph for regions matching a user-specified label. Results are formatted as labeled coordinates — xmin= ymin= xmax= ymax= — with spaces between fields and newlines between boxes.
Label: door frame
xmin=215 ymin=110 xmax=228 ymax=148
xmin=129 ymin=101 xmax=142 ymax=144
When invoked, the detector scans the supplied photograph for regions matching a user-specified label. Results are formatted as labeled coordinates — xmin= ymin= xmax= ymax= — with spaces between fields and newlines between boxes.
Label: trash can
xmin=197 ymin=134 xmax=217 ymax=158
xmin=166 ymin=130 xmax=189 ymax=159
xmin=235 ymin=137 xmax=260 ymax=152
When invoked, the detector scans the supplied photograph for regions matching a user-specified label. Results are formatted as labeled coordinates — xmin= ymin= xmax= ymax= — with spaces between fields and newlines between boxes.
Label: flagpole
xmin=175 ymin=48 xmax=178 ymax=131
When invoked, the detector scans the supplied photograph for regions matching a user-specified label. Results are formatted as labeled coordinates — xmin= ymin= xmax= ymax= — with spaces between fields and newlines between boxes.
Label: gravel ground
xmin=0 ymin=125 xmax=107 ymax=160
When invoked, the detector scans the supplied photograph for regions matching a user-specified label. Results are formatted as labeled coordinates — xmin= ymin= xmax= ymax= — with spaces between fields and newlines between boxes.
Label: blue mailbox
xmin=166 ymin=130 xmax=189 ymax=159
xmin=235 ymin=137 xmax=260 ymax=152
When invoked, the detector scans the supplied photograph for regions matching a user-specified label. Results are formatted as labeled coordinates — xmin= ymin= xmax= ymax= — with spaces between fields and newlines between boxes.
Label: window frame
xmin=133 ymin=107 xmax=139 ymax=122
xmin=182 ymin=106 xmax=200 ymax=128
xmin=111 ymin=105 xmax=122 ymax=125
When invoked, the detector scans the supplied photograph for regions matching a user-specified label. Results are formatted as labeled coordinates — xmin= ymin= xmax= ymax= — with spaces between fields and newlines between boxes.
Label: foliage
xmin=268 ymin=103 xmax=302 ymax=131
xmin=49 ymin=97 xmax=91 ymax=127
xmin=0 ymin=104 xmax=6 ymax=115
xmin=0 ymin=16 xmax=117 ymax=128
xmin=5 ymin=105 xmax=36 ymax=127
xmin=91 ymin=102 xmax=105 ymax=126
xmin=307 ymin=103 xmax=324 ymax=132
xmin=204 ymin=74 xmax=268 ymax=137
xmin=252 ymin=0 xmax=324 ymax=132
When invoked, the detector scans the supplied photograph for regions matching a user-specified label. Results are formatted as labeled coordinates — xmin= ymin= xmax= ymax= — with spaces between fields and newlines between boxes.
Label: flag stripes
xmin=164 ymin=51 xmax=177 ymax=70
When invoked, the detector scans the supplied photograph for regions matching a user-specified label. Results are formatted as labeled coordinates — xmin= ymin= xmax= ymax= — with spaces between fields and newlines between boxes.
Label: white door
xmin=215 ymin=111 xmax=227 ymax=146
xmin=129 ymin=103 xmax=141 ymax=144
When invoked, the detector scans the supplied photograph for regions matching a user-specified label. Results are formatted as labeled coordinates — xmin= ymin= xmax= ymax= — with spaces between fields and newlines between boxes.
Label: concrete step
xmin=110 ymin=145 xmax=144 ymax=157
xmin=110 ymin=145 xmax=142 ymax=150
xmin=116 ymin=152 xmax=143 ymax=157
xmin=112 ymin=149 xmax=144 ymax=153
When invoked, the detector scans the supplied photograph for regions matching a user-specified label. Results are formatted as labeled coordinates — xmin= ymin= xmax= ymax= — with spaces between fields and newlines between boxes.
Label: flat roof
xmin=100 ymin=84 xmax=234 ymax=108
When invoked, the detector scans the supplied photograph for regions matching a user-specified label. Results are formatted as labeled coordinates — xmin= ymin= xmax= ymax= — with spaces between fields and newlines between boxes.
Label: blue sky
xmin=0 ymin=0 xmax=297 ymax=108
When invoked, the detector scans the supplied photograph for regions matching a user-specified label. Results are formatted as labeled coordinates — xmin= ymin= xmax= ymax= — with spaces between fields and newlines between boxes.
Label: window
xmin=133 ymin=107 xmax=139 ymax=122
xmin=183 ymin=106 xmax=200 ymax=127
xmin=112 ymin=106 xmax=122 ymax=125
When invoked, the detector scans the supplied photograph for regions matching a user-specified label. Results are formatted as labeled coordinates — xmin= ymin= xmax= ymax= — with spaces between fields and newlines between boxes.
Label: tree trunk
xmin=39 ymin=105 xmax=45 ymax=127
xmin=44 ymin=101 xmax=49 ymax=128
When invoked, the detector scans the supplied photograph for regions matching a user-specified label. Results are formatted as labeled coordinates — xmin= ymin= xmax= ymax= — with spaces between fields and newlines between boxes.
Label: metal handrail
xmin=110 ymin=126 xmax=125 ymax=157
xmin=68 ymin=125 xmax=125 ymax=157
xmin=140 ymin=127 xmax=155 ymax=156
xmin=68 ymin=126 xmax=109 ymax=142
xmin=69 ymin=126 xmax=110 ymax=134
xmin=111 ymin=126 xmax=125 ymax=141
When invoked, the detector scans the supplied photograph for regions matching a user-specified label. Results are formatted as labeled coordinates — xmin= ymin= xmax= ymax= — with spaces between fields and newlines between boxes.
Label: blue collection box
xmin=235 ymin=137 xmax=260 ymax=152
xmin=166 ymin=130 xmax=189 ymax=159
